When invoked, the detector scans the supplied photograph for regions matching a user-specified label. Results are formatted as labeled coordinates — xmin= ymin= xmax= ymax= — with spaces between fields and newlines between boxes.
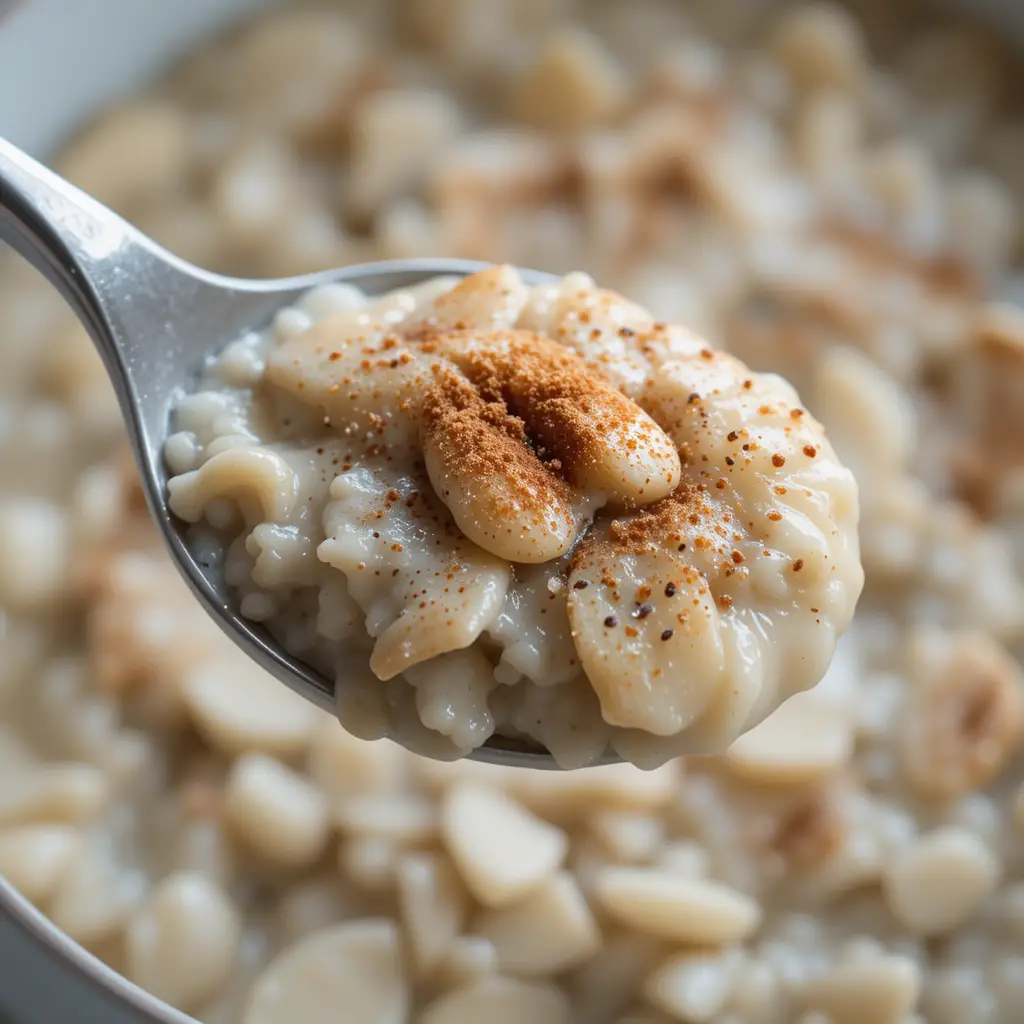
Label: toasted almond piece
xmin=404 ymin=265 xmax=529 ymax=333
xmin=724 ymin=694 xmax=854 ymax=785
xmin=798 ymin=957 xmax=921 ymax=1024
xmin=642 ymin=948 xmax=744 ymax=1022
xmin=224 ymin=754 xmax=329 ymax=869
xmin=900 ymin=630 xmax=1024 ymax=799
xmin=474 ymin=872 xmax=601 ymax=975
xmin=508 ymin=28 xmax=629 ymax=133
xmin=334 ymin=793 xmax=439 ymax=845
xmin=441 ymin=782 xmax=568 ymax=907
xmin=125 ymin=872 xmax=241 ymax=1013
xmin=593 ymin=867 xmax=761 ymax=944
xmin=48 ymin=843 xmax=143 ymax=946
xmin=180 ymin=649 xmax=319 ymax=757
xmin=0 ymin=825 xmax=82 ymax=904
xmin=567 ymin=538 xmax=727 ymax=737
xmin=434 ymin=328 xmax=681 ymax=508
xmin=882 ymin=827 xmax=999 ymax=935
xmin=244 ymin=919 xmax=408 ymax=1024
xmin=397 ymin=852 xmax=468 ymax=979
xmin=419 ymin=977 xmax=570 ymax=1024
xmin=0 ymin=764 xmax=109 ymax=827
xmin=413 ymin=759 xmax=681 ymax=822
xmin=306 ymin=718 xmax=405 ymax=799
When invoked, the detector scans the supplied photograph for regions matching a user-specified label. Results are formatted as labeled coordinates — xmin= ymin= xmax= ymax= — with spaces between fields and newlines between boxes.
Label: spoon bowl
xmin=0 ymin=136 xmax=617 ymax=770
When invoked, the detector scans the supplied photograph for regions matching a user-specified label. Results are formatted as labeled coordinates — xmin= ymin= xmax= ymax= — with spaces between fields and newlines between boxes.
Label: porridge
xmin=0 ymin=1 xmax=1022 ymax=1023
xmin=164 ymin=265 xmax=861 ymax=767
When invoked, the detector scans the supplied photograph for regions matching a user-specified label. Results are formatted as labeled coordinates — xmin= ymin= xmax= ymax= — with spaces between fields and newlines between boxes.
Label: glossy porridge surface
xmin=1 ymin=1 xmax=1024 ymax=1022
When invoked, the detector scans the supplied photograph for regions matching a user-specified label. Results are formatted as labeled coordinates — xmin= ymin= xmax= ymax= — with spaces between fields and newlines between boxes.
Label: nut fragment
xmin=0 ymin=764 xmax=109 ymax=827
xmin=181 ymin=648 xmax=320 ymax=758
xmin=473 ymin=872 xmax=602 ymax=975
xmin=509 ymin=28 xmax=629 ymax=133
xmin=224 ymin=753 xmax=329 ymax=868
xmin=592 ymin=867 xmax=761 ymax=944
xmin=882 ymin=827 xmax=999 ymax=935
xmin=419 ymin=977 xmax=570 ymax=1024
xmin=422 ymin=328 xmax=681 ymax=563
xmin=798 ymin=957 xmax=921 ymax=1024
xmin=125 ymin=872 xmax=241 ymax=1013
xmin=0 ymin=825 xmax=82 ymax=904
xmin=334 ymin=793 xmax=438 ymax=845
xmin=900 ymin=631 xmax=1024 ymax=799
xmin=243 ymin=919 xmax=408 ymax=1024
xmin=764 ymin=786 xmax=846 ymax=876
xmin=725 ymin=695 xmax=854 ymax=785
xmin=441 ymin=782 xmax=568 ymax=907
xmin=397 ymin=852 xmax=468 ymax=979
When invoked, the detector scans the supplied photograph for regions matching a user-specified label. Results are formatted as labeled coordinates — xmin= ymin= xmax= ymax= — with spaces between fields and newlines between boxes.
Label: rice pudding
xmin=165 ymin=265 xmax=861 ymax=767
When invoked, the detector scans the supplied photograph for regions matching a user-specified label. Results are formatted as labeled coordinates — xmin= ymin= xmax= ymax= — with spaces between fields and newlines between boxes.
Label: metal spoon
xmin=0 ymin=136 xmax=615 ymax=770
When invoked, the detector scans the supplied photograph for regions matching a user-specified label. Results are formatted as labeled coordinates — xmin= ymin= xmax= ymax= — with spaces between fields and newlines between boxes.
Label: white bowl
xmin=0 ymin=0 xmax=1021 ymax=1021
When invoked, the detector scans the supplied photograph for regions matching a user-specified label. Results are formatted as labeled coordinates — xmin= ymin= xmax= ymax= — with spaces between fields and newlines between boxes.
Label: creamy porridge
xmin=164 ymin=265 xmax=861 ymax=767
xmin=1 ymin=1 xmax=1024 ymax=1022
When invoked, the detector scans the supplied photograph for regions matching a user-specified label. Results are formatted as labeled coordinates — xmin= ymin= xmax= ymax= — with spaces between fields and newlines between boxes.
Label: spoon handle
xmin=0 ymin=135 xmax=142 ymax=363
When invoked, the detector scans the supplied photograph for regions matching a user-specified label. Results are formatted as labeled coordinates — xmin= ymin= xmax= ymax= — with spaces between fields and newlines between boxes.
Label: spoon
xmin=0 ymin=136 xmax=610 ymax=770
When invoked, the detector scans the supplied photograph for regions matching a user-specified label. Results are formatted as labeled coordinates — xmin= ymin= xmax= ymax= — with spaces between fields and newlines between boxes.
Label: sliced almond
xmin=0 ymin=825 xmax=82 ymax=904
xmin=419 ymin=977 xmax=570 ymax=1024
xmin=725 ymin=695 xmax=854 ymax=785
xmin=441 ymin=782 xmax=568 ymax=907
xmin=882 ymin=827 xmax=999 ymax=935
xmin=593 ymin=867 xmax=761 ymax=944
xmin=181 ymin=649 xmax=319 ymax=757
xmin=474 ymin=872 xmax=601 ymax=975
xmin=334 ymin=793 xmax=438 ymax=845
xmin=397 ymin=852 xmax=468 ymax=979
xmin=125 ymin=872 xmax=241 ymax=1013
xmin=0 ymin=764 xmax=109 ymax=827
xmin=244 ymin=919 xmax=407 ymax=1024
xmin=224 ymin=754 xmax=329 ymax=869
xmin=799 ymin=957 xmax=921 ymax=1024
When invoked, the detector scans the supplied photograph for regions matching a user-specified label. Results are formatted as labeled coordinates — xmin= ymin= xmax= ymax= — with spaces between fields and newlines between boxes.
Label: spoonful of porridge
xmin=0 ymin=136 xmax=864 ymax=770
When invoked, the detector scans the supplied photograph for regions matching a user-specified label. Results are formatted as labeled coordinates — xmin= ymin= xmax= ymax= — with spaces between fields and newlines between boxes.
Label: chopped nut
xmin=473 ymin=872 xmax=601 ymax=976
xmin=799 ymin=956 xmax=921 ymax=1024
xmin=882 ymin=827 xmax=999 ymax=935
xmin=592 ymin=867 xmax=761 ymax=944
xmin=441 ymin=782 xmax=568 ymax=907
xmin=900 ymin=631 xmax=1024 ymax=799
xmin=725 ymin=695 xmax=854 ymax=785
xmin=767 ymin=787 xmax=846 ymax=875
xmin=509 ymin=28 xmax=629 ymax=133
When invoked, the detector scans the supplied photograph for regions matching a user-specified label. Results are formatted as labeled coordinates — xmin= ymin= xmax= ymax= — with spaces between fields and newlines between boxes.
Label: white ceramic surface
xmin=0 ymin=0 xmax=1021 ymax=1022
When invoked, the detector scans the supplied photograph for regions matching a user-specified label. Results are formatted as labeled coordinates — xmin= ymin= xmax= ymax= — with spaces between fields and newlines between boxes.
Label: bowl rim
xmin=0 ymin=877 xmax=193 ymax=1024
